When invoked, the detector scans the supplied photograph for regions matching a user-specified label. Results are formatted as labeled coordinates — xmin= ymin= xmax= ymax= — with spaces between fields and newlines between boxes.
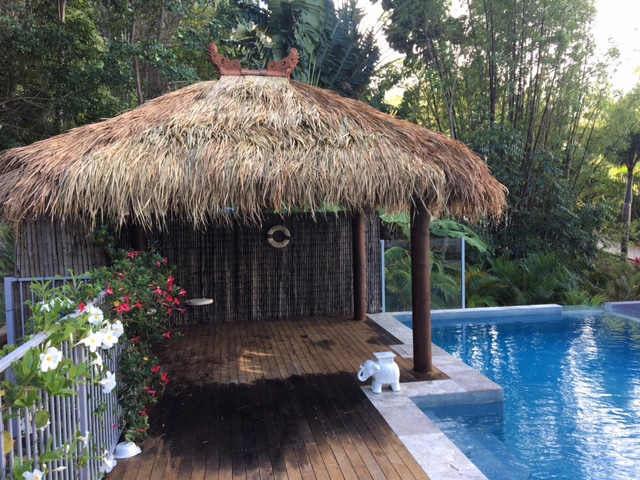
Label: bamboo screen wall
xmin=15 ymin=218 xmax=107 ymax=277
xmin=13 ymin=213 xmax=382 ymax=324
xmin=150 ymin=212 xmax=382 ymax=323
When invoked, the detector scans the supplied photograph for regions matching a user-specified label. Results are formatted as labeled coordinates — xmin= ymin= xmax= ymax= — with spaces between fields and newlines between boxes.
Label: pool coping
xmin=364 ymin=311 xmax=507 ymax=480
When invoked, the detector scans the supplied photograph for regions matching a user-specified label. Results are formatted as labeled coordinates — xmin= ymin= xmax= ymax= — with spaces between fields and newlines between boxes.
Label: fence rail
xmin=0 ymin=295 xmax=122 ymax=480
xmin=4 ymin=276 xmax=90 ymax=345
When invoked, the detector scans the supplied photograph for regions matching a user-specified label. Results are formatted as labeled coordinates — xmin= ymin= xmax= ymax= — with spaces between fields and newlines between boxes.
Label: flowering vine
xmin=0 ymin=280 xmax=118 ymax=479
xmin=1 ymin=247 xmax=184 ymax=478
xmin=87 ymin=248 xmax=183 ymax=442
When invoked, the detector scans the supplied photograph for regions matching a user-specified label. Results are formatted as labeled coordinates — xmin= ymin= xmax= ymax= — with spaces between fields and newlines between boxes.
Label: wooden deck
xmin=108 ymin=316 xmax=437 ymax=480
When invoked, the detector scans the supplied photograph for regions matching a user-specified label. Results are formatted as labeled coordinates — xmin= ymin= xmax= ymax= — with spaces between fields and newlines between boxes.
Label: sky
xmin=358 ymin=0 xmax=640 ymax=93
xmin=594 ymin=0 xmax=640 ymax=92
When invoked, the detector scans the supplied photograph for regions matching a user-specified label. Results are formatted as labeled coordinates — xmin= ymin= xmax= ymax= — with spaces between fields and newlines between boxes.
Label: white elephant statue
xmin=357 ymin=351 xmax=401 ymax=394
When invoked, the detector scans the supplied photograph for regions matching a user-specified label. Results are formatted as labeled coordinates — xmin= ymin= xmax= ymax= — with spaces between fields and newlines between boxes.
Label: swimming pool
xmin=401 ymin=311 xmax=640 ymax=480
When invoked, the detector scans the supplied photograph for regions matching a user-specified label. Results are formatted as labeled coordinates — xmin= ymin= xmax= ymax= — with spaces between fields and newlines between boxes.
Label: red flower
xmin=106 ymin=286 xmax=114 ymax=295
xmin=115 ymin=303 xmax=131 ymax=314
xmin=77 ymin=302 xmax=86 ymax=312
xmin=166 ymin=295 xmax=173 ymax=303
xmin=167 ymin=275 xmax=175 ymax=286
xmin=166 ymin=308 xmax=173 ymax=315
xmin=148 ymin=390 xmax=157 ymax=397
xmin=164 ymin=331 xmax=172 ymax=339
xmin=178 ymin=308 xmax=186 ymax=314
xmin=173 ymin=298 xmax=180 ymax=306
xmin=139 ymin=409 xmax=147 ymax=416
xmin=161 ymin=373 xmax=170 ymax=384
xmin=156 ymin=262 xmax=161 ymax=267
xmin=143 ymin=386 xmax=150 ymax=391
xmin=151 ymin=365 xmax=161 ymax=374
xmin=132 ymin=337 xmax=140 ymax=344
xmin=134 ymin=300 xmax=143 ymax=309
xmin=163 ymin=258 xmax=168 ymax=265
xmin=153 ymin=286 xmax=163 ymax=295
xmin=179 ymin=289 xmax=187 ymax=296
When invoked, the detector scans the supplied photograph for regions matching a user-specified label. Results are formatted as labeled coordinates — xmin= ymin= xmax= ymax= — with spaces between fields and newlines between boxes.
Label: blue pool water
xmin=403 ymin=311 xmax=640 ymax=480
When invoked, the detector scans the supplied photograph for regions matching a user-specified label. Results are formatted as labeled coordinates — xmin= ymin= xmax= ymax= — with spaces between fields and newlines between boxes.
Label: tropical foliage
xmin=378 ymin=0 xmax=616 ymax=265
xmin=3 ymin=0 xmax=640 ymax=311
xmin=87 ymin=248 xmax=182 ymax=442
xmin=381 ymin=214 xmax=612 ymax=309
xmin=235 ymin=0 xmax=380 ymax=97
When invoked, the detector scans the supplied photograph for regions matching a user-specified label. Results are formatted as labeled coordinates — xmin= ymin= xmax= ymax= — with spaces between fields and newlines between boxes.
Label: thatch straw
xmin=0 ymin=76 xmax=507 ymax=229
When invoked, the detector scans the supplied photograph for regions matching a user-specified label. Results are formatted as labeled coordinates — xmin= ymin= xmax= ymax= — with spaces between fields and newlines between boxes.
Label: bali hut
xmin=0 ymin=46 xmax=506 ymax=372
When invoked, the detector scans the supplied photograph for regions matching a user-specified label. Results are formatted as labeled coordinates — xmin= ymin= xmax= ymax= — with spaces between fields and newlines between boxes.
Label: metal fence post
xmin=461 ymin=238 xmax=466 ymax=309
xmin=380 ymin=240 xmax=385 ymax=313
xmin=75 ymin=345 xmax=91 ymax=480
xmin=4 ymin=277 xmax=16 ymax=345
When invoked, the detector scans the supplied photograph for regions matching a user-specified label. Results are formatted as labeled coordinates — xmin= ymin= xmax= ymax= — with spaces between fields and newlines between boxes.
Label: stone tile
xmin=401 ymin=379 xmax=465 ymax=398
xmin=379 ymin=406 xmax=441 ymax=436
xmin=366 ymin=312 xmax=505 ymax=480
xmin=362 ymin=386 xmax=414 ymax=408
xmin=400 ymin=432 xmax=488 ymax=479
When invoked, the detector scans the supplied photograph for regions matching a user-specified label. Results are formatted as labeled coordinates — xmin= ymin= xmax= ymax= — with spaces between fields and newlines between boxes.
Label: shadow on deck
xmin=108 ymin=316 xmax=443 ymax=480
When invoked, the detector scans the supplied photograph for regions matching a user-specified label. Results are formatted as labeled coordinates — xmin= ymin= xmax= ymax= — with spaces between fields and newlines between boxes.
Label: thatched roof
xmin=0 ymin=75 xmax=507 ymax=229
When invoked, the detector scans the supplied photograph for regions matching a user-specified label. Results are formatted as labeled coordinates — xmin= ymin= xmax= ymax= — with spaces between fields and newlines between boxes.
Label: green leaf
xmin=14 ymin=390 xmax=39 ymax=408
xmin=57 ymin=388 xmax=78 ymax=397
xmin=39 ymin=448 xmax=66 ymax=462
xmin=430 ymin=220 xmax=488 ymax=252
xmin=35 ymin=410 xmax=50 ymax=430
xmin=3 ymin=430 xmax=14 ymax=454
xmin=22 ymin=350 xmax=35 ymax=376
xmin=12 ymin=459 xmax=33 ymax=478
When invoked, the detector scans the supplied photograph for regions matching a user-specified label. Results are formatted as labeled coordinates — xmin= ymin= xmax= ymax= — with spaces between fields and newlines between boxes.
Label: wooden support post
xmin=130 ymin=221 xmax=147 ymax=252
xmin=411 ymin=200 xmax=432 ymax=373
xmin=352 ymin=213 xmax=367 ymax=321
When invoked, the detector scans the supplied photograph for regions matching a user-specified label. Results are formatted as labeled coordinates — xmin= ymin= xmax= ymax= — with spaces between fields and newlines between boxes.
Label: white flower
xmin=40 ymin=346 xmax=63 ymax=372
xmin=86 ymin=305 xmax=104 ymax=327
xmin=99 ymin=452 xmax=117 ymax=473
xmin=79 ymin=331 xmax=104 ymax=353
xmin=38 ymin=302 xmax=51 ymax=313
xmin=111 ymin=320 xmax=124 ymax=338
xmin=99 ymin=371 xmax=117 ymax=393
xmin=22 ymin=469 xmax=44 ymax=480
xmin=91 ymin=352 xmax=104 ymax=370
xmin=101 ymin=329 xmax=118 ymax=349
xmin=78 ymin=430 xmax=90 ymax=446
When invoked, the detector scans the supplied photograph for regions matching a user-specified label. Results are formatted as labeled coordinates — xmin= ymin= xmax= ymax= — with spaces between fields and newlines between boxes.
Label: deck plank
xmin=109 ymin=317 xmax=431 ymax=480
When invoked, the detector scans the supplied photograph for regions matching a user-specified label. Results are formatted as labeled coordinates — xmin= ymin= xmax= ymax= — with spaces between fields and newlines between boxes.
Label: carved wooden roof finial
xmin=207 ymin=44 xmax=299 ymax=78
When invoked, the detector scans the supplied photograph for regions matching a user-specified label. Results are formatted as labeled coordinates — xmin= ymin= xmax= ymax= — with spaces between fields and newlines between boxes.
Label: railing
xmin=0 ymin=296 xmax=122 ymax=479
xmin=4 ymin=276 xmax=91 ymax=346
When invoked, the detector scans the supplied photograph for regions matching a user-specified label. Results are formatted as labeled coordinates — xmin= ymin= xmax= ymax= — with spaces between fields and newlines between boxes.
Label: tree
xmin=379 ymin=0 xmax=610 ymax=265
xmin=229 ymin=0 xmax=381 ymax=97
xmin=0 ymin=1 xmax=119 ymax=148
xmin=0 ymin=0 xmax=241 ymax=149
xmin=595 ymin=85 xmax=640 ymax=254
xmin=618 ymin=132 xmax=640 ymax=254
